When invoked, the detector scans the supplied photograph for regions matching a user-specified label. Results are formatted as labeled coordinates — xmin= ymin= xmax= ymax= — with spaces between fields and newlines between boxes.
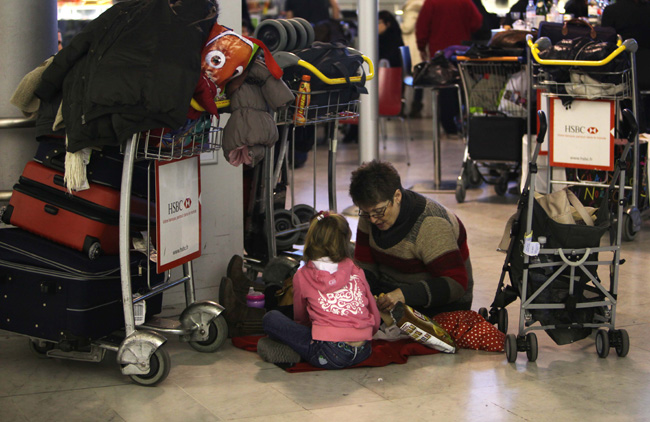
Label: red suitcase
xmin=1 ymin=161 xmax=153 ymax=259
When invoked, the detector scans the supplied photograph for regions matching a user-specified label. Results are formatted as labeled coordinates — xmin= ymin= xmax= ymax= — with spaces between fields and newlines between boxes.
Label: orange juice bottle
xmin=294 ymin=74 xmax=311 ymax=126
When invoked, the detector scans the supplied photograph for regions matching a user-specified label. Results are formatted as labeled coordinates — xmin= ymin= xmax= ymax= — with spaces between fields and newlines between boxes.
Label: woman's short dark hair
xmin=349 ymin=160 xmax=402 ymax=208
xmin=303 ymin=212 xmax=352 ymax=263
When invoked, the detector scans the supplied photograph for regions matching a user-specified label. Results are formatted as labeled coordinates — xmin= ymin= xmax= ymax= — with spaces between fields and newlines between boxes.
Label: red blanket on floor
xmin=231 ymin=310 xmax=504 ymax=373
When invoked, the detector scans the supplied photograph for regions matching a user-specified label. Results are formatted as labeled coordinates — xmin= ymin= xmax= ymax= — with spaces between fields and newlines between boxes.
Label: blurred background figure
xmin=378 ymin=10 xmax=404 ymax=67
xmin=563 ymin=0 xmax=589 ymax=18
xmin=284 ymin=0 xmax=340 ymax=23
xmin=401 ymin=0 xmax=425 ymax=117
xmin=416 ymin=0 xmax=482 ymax=135
xmin=470 ymin=0 xmax=501 ymax=43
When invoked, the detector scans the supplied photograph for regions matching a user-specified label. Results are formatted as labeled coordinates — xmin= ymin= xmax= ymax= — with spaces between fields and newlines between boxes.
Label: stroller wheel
xmin=495 ymin=175 xmax=508 ymax=196
xmin=622 ymin=212 xmax=639 ymax=242
xmin=478 ymin=307 xmax=489 ymax=321
xmin=525 ymin=333 xmax=538 ymax=362
xmin=253 ymin=20 xmax=288 ymax=53
xmin=278 ymin=19 xmax=297 ymax=51
xmin=595 ymin=329 xmax=610 ymax=358
xmin=505 ymin=334 xmax=518 ymax=363
xmin=455 ymin=182 xmax=466 ymax=204
xmin=469 ymin=162 xmax=482 ymax=187
xmin=497 ymin=308 xmax=508 ymax=334
xmin=612 ymin=329 xmax=630 ymax=357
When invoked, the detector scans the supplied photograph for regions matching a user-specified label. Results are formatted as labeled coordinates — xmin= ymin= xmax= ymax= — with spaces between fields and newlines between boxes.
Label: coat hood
xmin=302 ymin=258 xmax=357 ymax=294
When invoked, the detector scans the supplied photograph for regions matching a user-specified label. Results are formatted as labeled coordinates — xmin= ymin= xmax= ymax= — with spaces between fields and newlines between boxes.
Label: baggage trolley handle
xmin=526 ymin=34 xmax=638 ymax=67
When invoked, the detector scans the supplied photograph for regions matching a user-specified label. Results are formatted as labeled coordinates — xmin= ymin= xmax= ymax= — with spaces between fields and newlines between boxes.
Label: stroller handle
xmin=622 ymin=108 xmax=638 ymax=140
xmin=536 ymin=110 xmax=547 ymax=145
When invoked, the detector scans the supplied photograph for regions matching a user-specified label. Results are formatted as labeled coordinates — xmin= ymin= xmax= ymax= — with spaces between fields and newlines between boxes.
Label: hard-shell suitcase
xmin=0 ymin=227 xmax=163 ymax=343
xmin=34 ymin=138 xmax=155 ymax=199
xmin=1 ymin=161 xmax=152 ymax=258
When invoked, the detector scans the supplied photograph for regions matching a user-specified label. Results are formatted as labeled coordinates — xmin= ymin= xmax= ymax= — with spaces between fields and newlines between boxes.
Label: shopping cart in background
xmin=242 ymin=47 xmax=374 ymax=271
xmin=454 ymin=54 xmax=530 ymax=203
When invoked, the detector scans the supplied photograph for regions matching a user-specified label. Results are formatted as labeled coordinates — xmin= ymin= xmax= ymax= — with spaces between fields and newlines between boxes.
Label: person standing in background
xmin=378 ymin=10 xmax=404 ymax=68
xmin=284 ymin=0 xmax=340 ymax=23
xmin=401 ymin=0 xmax=425 ymax=117
xmin=416 ymin=0 xmax=482 ymax=135
xmin=563 ymin=0 xmax=589 ymax=18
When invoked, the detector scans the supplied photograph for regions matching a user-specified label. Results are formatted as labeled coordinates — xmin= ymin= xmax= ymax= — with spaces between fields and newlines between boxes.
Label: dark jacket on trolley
xmin=34 ymin=0 xmax=217 ymax=152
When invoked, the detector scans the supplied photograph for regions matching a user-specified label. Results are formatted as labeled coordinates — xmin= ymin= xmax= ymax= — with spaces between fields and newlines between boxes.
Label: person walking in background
xmin=258 ymin=212 xmax=381 ymax=368
xmin=401 ymin=0 xmax=425 ymax=117
xmin=378 ymin=10 xmax=404 ymax=68
xmin=416 ymin=0 xmax=482 ymax=134
xmin=284 ymin=0 xmax=340 ymax=23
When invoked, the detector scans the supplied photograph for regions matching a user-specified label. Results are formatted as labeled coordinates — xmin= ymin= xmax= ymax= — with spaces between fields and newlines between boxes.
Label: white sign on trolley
xmin=156 ymin=156 xmax=202 ymax=273
xmin=549 ymin=97 xmax=615 ymax=171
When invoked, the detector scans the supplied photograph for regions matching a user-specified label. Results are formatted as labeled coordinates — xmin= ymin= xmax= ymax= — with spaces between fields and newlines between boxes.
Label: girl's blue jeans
xmin=262 ymin=310 xmax=372 ymax=369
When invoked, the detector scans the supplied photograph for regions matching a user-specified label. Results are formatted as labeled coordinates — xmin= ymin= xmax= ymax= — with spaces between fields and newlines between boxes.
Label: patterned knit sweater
xmin=354 ymin=189 xmax=473 ymax=314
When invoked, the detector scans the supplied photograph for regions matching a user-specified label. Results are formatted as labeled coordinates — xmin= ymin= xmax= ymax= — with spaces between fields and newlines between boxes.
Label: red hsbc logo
xmin=587 ymin=127 xmax=598 ymax=135
xmin=184 ymin=198 xmax=192 ymax=208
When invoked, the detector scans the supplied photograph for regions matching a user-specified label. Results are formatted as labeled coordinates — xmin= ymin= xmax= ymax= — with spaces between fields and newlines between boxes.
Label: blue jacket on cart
xmin=34 ymin=0 xmax=218 ymax=153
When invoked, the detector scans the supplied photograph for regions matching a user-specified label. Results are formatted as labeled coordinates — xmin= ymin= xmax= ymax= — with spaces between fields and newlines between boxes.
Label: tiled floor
xmin=1 ymin=117 xmax=649 ymax=422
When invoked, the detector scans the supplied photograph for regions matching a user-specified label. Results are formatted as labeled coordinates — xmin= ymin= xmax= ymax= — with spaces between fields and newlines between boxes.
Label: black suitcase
xmin=34 ymin=138 xmax=156 ymax=199
xmin=0 ymin=228 xmax=163 ymax=343
xmin=468 ymin=116 xmax=525 ymax=162
xmin=537 ymin=19 xmax=618 ymax=44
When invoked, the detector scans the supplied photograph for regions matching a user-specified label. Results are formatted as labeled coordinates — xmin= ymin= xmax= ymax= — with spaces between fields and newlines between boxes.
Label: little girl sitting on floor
xmin=259 ymin=211 xmax=381 ymax=369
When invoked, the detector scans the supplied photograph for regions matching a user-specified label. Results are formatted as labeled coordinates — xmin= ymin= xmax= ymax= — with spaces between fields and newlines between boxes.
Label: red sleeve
xmin=415 ymin=0 xmax=433 ymax=53
xmin=353 ymin=225 xmax=374 ymax=264
xmin=467 ymin=0 xmax=484 ymax=34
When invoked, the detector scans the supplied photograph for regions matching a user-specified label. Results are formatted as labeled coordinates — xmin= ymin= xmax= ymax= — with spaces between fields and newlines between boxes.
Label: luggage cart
xmin=479 ymin=109 xmax=635 ymax=363
xmin=455 ymin=55 xmax=529 ymax=203
xmin=527 ymin=34 xmax=647 ymax=241
xmin=243 ymin=49 xmax=374 ymax=269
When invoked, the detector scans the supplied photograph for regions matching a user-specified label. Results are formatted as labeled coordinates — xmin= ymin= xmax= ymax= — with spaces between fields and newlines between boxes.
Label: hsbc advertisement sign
xmin=156 ymin=156 xmax=201 ymax=272
xmin=549 ymin=98 xmax=615 ymax=171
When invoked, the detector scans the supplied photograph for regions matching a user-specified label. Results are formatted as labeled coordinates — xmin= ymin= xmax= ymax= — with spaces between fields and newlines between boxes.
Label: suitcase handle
xmin=53 ymin=174 xmax=66 ymax=188
xmin=44 ymin=204 xmax=59 ymax=215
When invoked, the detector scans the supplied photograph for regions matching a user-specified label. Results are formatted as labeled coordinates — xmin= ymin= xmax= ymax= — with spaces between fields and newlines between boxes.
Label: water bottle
xmin=548 ymin=0 xmax=562 ymax=22
xmin=246 ymin=287 xmax=265 ymax=309
xmin=535 ymin=0 xmax=548 ymax=28
xmin=294 ymin=74 xmax=311 ymax=126
xmin=525 ymin=0 xmax=536 ymax=30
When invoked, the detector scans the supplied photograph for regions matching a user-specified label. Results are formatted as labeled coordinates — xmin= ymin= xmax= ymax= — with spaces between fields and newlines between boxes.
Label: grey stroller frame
xmin=480 ymin=109 xmax=635 ymax=363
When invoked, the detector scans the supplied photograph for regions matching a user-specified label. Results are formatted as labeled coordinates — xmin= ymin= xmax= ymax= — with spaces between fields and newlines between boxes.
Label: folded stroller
xmin=480 ymin=110 xmax=634 ymax=363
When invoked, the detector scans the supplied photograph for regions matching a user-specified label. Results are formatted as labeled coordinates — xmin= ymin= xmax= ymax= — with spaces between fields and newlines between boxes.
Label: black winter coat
xmin=35 ymin=0 xmax=217 ymax=152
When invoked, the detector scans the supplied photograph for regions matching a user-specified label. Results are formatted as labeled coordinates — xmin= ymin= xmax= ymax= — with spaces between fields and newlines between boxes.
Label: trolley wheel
xmin=495 ymin=175 xmax=508 ymax=196
xmin=478 ymin=307 xmax=489 ymax=320
xmin=129 ymin=347 xmax=171 ymax=387
xmin=291 ymin=204 xmax=316 ymax=244
xmin=595 ymin=329 xmax=610 ymax=358
xmin=292 ymin=17 xmax=315 ymax=47
xmin=497 ymin=308 xmax=508 ymax=334
xmin=188 ymin=316 xmax=228 ymax=353
xmin=87 ymin=242 xmax=102 ymax=260
xmin=278 ymin=19 xmax=297 ymax=51
xmin=622 ymin=213 xmax=638 ymax=242
xmin=525 ymin=333 xmax=538 ymax=362
xmin=253 ymin=20 xmax=288 ymax=53
xmin=28 ymin=339 xmax=55 ymax=358
xmin=469 ymin=162 xmax=482 ymax=187
xmin=455 ymin=182 xmax=466 ymax=204
xmin=288 ymin=18 xmax=308 ymax=50
xmin=273 ymin=209 xmax=301 ymax=251
xmin=613 ymin=329 xmax=630 ymax=357
xmin=505 ymin=334 xmax=518 ymax=363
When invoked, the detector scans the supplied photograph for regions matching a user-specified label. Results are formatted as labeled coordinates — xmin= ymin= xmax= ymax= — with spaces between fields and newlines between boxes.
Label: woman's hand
xmin=376 ymin=289 xmax=406 ymax=313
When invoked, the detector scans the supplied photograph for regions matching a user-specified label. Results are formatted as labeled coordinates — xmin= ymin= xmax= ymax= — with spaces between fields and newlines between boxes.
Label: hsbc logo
xmin=587 ymin=127 xmax=598 ymax=134
xmin=168 ymin=198 xmax=192 ymax=215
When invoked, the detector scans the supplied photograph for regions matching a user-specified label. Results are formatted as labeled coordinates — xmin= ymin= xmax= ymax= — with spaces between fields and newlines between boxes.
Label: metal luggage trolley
xmin=454 ymin=55 xmax=529 ymax=203
xmin=104 ymin=116 xmax=228 ymax=386
xmin=245 ymin=49 xmax=374 ymax=266
xmin=527 ymin=34 xmax=647 ymax=241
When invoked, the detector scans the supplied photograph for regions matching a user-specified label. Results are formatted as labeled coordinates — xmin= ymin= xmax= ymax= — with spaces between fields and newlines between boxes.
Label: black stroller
xmin=480 ymin=110 xmax=634 ymax=363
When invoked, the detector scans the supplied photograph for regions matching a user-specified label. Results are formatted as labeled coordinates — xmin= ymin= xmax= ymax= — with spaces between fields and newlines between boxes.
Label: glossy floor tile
xmin=1 ymin=117 xmax=649 ymax=422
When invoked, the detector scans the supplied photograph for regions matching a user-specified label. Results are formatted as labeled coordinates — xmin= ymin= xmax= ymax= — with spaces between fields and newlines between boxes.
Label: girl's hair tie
xmin=315 ymin=210 xmax=330 ymax=221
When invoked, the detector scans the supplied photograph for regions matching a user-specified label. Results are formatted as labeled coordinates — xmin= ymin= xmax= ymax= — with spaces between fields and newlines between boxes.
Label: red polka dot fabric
xmin=434 ymin=310 xmax=505 ymax=352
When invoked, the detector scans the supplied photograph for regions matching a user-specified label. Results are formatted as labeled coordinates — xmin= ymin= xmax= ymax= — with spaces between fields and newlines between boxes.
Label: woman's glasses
xmin=358 ymin=200 xmax=392 ymax=220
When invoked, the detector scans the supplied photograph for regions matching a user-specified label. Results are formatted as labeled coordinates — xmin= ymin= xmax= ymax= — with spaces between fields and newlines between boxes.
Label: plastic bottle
xmin=548 ymin=0 xmax=562 ymax=22
xmin=294 ymin=74 xmax=311 ymax=126
xmin=246 ymin=287 xmax=265 ymax=309
xmin=535 ymin=0 xmax=548 ymax=28
xmin=525 ymin=0 xmax=536 ymax=30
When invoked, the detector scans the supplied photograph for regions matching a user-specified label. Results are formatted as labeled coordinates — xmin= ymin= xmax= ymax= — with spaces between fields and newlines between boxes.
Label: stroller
xmin=480 ymin=109 xmax=634 ymax=363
